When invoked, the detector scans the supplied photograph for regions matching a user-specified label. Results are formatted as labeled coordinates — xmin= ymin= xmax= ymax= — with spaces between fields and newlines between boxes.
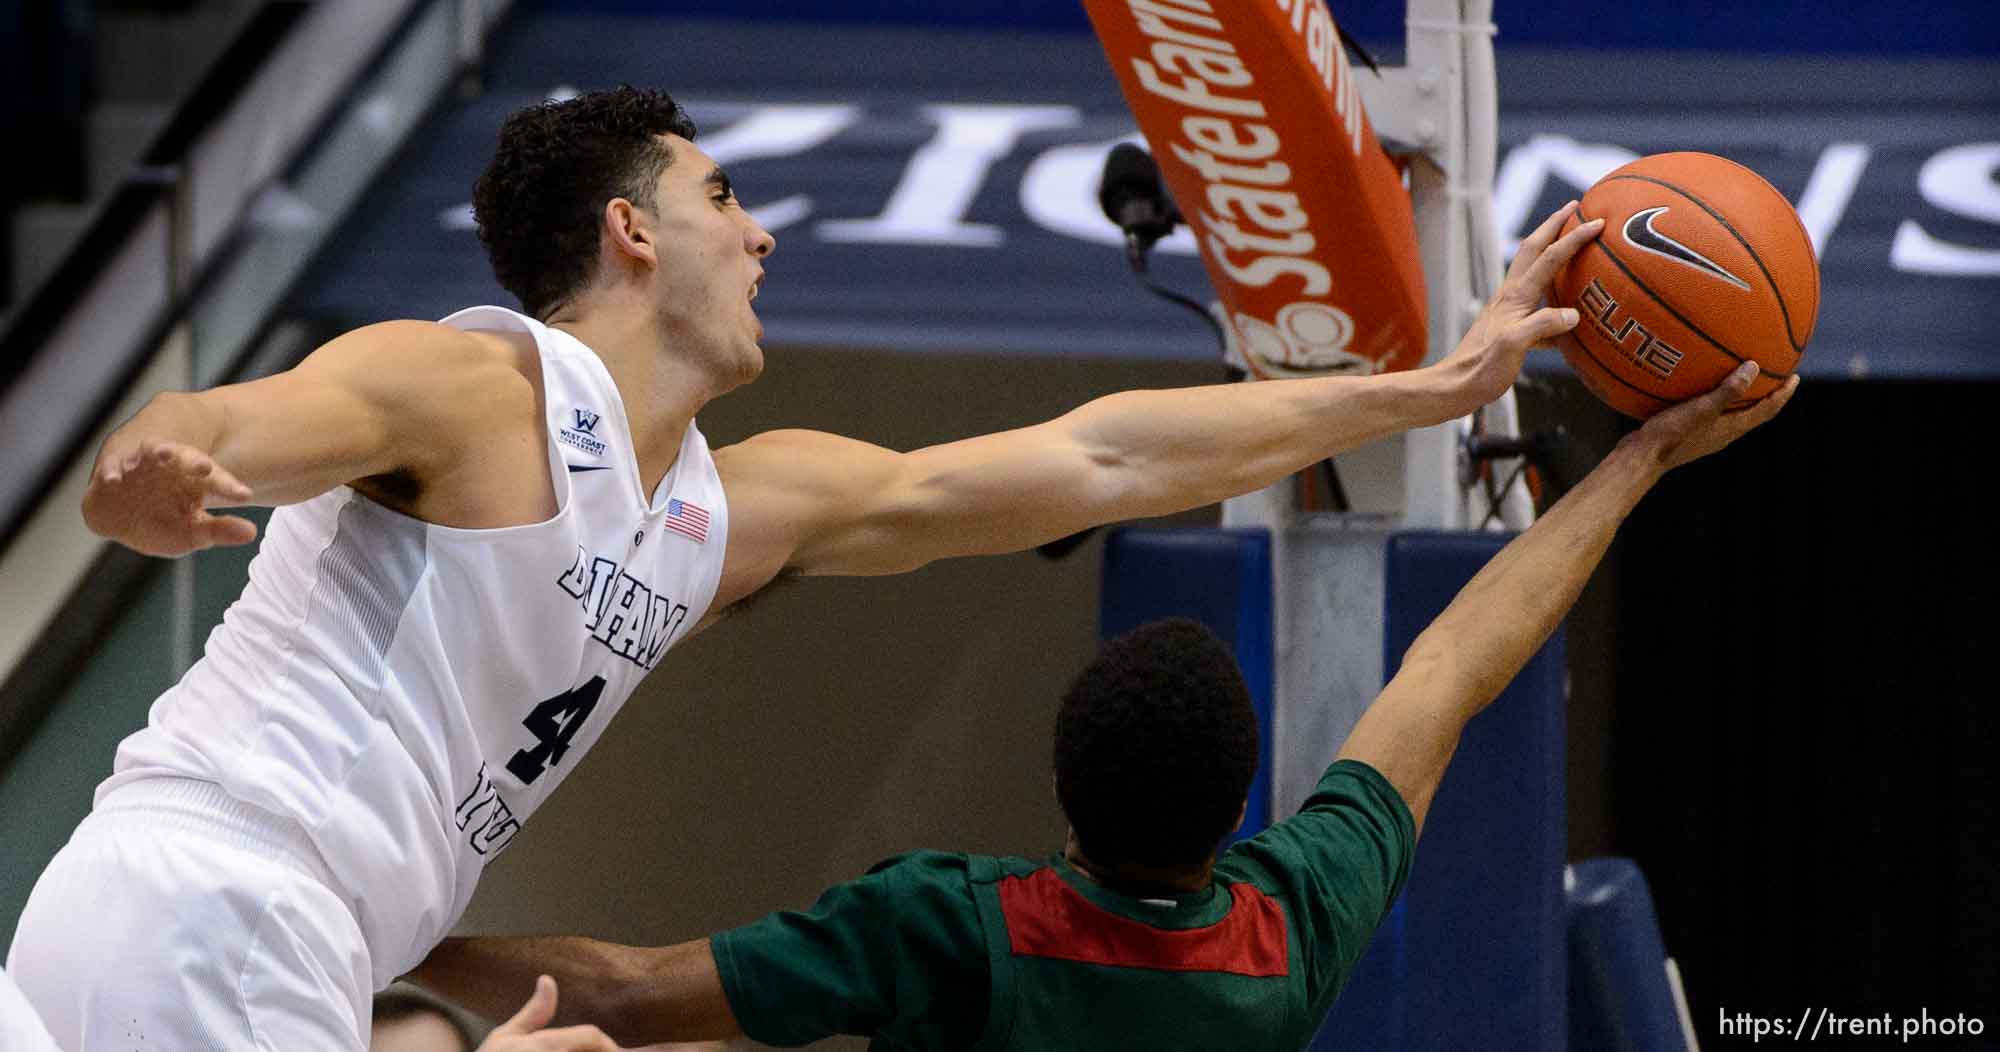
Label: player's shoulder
xmin=1214 ymin=760 xmax=1417 ymax=895
xmin=304 ymin=319 xmax=540 ymax=420
xmin=863 ymin=850 xmax=1048 ymax=889
xmin=1211 ymin=844 xmax=1283 ymax=895
xmin=862 ymin=848 xmax=976 ymax=881
xmin=320 ymin=319 xmax=532 ymax=377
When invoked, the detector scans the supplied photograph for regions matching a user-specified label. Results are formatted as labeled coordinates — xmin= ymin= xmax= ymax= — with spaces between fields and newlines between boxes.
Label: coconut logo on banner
xmin=1082 ymin=0 xmax=1427 ymax=377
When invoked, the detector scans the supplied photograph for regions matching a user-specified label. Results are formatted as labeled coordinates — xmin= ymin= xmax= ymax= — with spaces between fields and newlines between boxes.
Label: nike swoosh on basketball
xmin=566 ymin=464 xmax=612 ymax=473
xmin=1622 ymin=207 xmax=1751 ymax=291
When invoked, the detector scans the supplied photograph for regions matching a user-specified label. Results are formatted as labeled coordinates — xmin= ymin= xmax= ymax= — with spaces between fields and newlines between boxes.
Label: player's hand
xmin=1436 ymin=201 xmax=1603 ymax=412
xmin=1627 ymin=360 xmax=1799 ymax=470
xmin=81 ymin=437 xmax=258 ymax=557
xmin=477 ymin=976 xmax=624 ymax=1052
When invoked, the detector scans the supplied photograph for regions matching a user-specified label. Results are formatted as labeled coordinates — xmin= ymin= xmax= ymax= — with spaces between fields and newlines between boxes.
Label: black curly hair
xmin=471 ymin=87 xmax=698 ymax=319
xmin=1054 ymin=618 xmax=1261 ymax=870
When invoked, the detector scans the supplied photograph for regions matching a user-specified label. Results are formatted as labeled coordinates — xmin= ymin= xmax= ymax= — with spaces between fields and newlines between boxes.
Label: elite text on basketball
xmin=1579 ymin=276 xmax=1685 ymax=380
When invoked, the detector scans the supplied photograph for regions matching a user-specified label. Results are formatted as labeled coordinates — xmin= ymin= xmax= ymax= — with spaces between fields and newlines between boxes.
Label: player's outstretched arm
xmin=1337 ymin=361 xmax=1799 ymax=832
xmin=714 ymin=205 xmax=1599 ymax=589
xmin=415 ymin=936 xmax=740 ymax=1048
xmin=82 ymin=321 xmax=532 ymax=557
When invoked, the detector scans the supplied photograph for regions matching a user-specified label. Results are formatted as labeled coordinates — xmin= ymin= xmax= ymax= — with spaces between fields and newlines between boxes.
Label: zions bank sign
xmin=302 ymin=20 xmax=1999 ymax=379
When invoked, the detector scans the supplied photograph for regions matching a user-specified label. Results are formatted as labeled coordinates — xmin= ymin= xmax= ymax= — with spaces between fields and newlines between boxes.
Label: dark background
xmin=1613 ymin=380 xmax=1999 ymax=1029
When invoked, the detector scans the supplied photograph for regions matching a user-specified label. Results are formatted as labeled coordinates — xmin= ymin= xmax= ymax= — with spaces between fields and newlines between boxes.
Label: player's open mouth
xmin=749 ymin=275 xmax=763 ymax=301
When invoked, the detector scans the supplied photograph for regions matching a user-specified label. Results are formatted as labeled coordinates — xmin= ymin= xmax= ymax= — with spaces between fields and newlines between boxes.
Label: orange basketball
xmin=1552 ymin=152 xmax=1820 ymax=418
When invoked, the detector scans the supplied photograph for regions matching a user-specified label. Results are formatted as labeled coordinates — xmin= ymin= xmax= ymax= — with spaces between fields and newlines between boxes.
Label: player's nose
xmin=746 ymin=217 xmax=775 ymax=259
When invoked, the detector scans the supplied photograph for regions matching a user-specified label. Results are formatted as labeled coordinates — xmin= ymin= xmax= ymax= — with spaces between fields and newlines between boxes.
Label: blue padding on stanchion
xmin=1568 ymin=858 xmax=1688 ymax=1052
xmin=1336 ymin=531 xmax=1568 ymax=1052
xmin=1099 ymin=527 xmax=1274 ymax=842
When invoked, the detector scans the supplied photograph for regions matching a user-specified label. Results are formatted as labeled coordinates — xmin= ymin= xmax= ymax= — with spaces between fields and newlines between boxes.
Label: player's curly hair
xmin=1054 ymin=618 xmax=1261 ymax=870
xmin=471 ymin=86 xmax=697 ymax=319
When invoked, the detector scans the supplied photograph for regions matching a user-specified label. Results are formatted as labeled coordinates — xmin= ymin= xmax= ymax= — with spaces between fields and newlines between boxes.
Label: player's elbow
xmin=1059 ymin=402 xmax=1176 ymax=517
xmin=586 ymin=951 xmax=670 ymax=1043
xmin=1389 ymin=639 xmax=1488 ymax=719
xmin=598 ymin=943 xmax=736 ymax=1046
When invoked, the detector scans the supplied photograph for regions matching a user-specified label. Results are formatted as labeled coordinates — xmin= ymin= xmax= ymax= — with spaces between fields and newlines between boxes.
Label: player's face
xmin=644 ymin=135 xmax=776 ymax=384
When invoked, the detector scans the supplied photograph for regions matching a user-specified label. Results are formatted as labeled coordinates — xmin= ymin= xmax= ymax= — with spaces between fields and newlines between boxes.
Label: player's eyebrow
xmin=706 ymin=166 xmax=734 ymax=198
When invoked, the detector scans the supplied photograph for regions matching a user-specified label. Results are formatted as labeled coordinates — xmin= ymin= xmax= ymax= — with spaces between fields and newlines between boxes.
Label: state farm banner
xmin=1081 ymin=0 xmax=1427 ymax=377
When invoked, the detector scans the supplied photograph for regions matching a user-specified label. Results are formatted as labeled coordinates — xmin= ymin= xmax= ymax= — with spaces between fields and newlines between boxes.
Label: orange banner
xmin=1083 ymin=0 xmax=1427 ymax=377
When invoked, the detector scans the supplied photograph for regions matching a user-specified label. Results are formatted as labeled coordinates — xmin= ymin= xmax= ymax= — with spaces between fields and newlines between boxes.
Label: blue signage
xmin=296 ymin=16 xmax=2000 ymax=378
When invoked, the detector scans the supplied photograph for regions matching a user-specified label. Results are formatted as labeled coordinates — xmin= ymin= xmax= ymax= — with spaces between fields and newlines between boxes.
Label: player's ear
xmin=603 ymin=197 xmax=657 ymax=266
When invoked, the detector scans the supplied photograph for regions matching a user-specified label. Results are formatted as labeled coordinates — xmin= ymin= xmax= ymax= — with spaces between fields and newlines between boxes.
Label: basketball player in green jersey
xmin=410 ymin=362 xmax=1796 ymax=1049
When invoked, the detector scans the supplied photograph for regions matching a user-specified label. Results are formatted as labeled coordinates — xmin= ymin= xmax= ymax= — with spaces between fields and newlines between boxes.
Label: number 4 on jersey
xmin=506 ymin=676 xmax=605 ymax=785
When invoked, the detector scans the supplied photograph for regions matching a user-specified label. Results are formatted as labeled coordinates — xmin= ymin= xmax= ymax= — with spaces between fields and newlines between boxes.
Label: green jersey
xmin=712 ymin=759 xmax=1414 ymax=1050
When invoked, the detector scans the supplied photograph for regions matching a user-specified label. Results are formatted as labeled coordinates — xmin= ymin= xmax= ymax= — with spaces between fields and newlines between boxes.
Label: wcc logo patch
xmin=559 ymin=406 xmax=608 ymax=457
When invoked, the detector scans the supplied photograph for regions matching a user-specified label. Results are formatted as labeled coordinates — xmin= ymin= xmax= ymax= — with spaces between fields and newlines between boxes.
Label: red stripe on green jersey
xmin=998 ymin=868 xmax=1289 ymax=977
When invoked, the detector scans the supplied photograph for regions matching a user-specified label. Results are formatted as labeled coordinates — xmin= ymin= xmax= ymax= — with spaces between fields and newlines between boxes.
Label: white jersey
xmin=100 ymin=305 xmax=729 ymax=985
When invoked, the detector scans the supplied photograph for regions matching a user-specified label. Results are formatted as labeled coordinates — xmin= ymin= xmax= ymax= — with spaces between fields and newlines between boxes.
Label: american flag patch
xmin=664 ymin=498 xmax=710 ymax=544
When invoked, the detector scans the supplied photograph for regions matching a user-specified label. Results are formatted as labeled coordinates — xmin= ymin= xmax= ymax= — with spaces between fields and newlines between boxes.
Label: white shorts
xmin=6 ymin=778 xmax=373 ymax=1051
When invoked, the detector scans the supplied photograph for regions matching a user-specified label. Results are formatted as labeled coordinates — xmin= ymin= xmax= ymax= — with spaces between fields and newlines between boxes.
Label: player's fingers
xmin=1765 ymin=374 xmax=1802 ymax=415
xmin=150 ymin=441 xmax=213 ymax=479
xmin=1506 ymin=201 xmax=1579 ymax=282
xmin=1714 ymin=360 xmax=1760 ymax=404
xmin=126 ymin=439 xmax=163 ymax=474
xmin=1519 ymin=217 xmax=1604 ymax=295
xmin=203 ymin=462 xmax=254 ymax=504
xmin=193 ymin=513 xmax=259 ymax=550
xmin=493 ymin=976 xmax=560 ymax=1037
xmin=1512 ymin=306 xmax=1581 ymax=350
xmin=1693 ymin=362 xmax=1761 ymax=424
xmin=1728 ymin=373 xmax=1800 ymax=429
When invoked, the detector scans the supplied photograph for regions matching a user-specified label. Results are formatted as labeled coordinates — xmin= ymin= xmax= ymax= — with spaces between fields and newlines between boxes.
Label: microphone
xmin=1098 ymin=143 xmax=1180 ymax=273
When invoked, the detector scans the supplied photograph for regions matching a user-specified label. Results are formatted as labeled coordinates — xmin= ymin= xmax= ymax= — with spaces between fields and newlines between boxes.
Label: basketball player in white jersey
xmin=7 ymin=87 xmax=1604 ymax=1049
